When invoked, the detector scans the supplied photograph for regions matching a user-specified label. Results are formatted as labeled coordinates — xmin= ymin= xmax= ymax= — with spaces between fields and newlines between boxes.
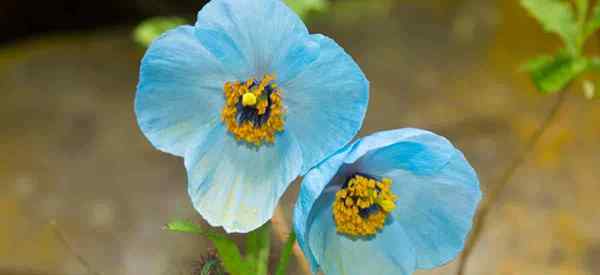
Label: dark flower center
xmin=236 ymin=81 xmax=274 ymax=127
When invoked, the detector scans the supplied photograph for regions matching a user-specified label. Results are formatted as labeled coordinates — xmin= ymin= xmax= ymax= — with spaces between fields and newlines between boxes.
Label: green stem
xmin=275 ymin=232 xmax=297 ymax=275
xmin=255 ymin=223 xmax=272 ymax=275
xmin=572 ymin=0 xmax=589 ymax=54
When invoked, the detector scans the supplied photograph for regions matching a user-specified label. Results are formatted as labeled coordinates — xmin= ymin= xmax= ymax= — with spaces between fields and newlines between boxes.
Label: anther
xmin=332 ymin=174 xmax=398 ymax=237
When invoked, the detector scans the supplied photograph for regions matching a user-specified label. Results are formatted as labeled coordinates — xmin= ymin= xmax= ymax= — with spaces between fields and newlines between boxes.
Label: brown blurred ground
xmin=1 ymin=1 xmax=600 ymax=275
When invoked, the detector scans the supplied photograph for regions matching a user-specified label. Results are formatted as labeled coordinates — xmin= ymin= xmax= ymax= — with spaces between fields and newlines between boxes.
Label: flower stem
xmin=272 ymin=207 xmax=311 ymax=274
xmin=51 ymin=221 xmax=104 ymax=275
xmin=456 ymin=90 xmax=569 ymax=275
xmin=275 ymin=232 xmax=297 ymax=275
xmin=255 ymin=223 xmax=272 ymax=275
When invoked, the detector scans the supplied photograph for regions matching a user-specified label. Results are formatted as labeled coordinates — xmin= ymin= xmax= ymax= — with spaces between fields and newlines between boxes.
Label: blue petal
xmin=136 ymin=26 xmax=231 ymax=156
xmin=353 ymin=130 xmax=481 ymax=269
xmin=383 ymin=150 xmax=481 ymax=269
xmin=185 ymin=126 xmax=303 ymax=233
xmin=345 ymin=128 xmax=454 ymax=169
xmin=294 ymin=145 xmax=354 ymax=272
xmin=194 ymin=0 xmax=311 ymax=78
xmin=306 ymin=191 xmax=417 ymax=275
xmin=282 ymin=34 xmax=369 ymax=174
xmin=274 ymin=36 xmax=321 ymax=84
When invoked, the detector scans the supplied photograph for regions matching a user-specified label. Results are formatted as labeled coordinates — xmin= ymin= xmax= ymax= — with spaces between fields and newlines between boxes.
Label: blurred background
xmin=2 ymin=0 xmax=600 ymax=275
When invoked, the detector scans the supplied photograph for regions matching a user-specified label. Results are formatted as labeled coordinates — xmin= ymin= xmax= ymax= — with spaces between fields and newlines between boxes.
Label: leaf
xmin=585 ymin=0 xmax=600 ymax=37
xmin=520 ymin=0 xmax=579 ymax=52
xmin=165 ymin=220 xmax=205 ymax=234
xmin=275 ymin=232 xmax=297 ymax=275
xmin=520 ymin=55 xmax=555 ymax=72
xmin=284 ymin=0 xmax=329 ymax=19
xmin=166 ymin=220 xmax=251 ymax=275
xmin=523 ymin=53 xmax=588 ymax=93
xmin=245 ymin=223 xmax=271 ymax=275
xmin=133 ymin=17 xmax=187 ymax=47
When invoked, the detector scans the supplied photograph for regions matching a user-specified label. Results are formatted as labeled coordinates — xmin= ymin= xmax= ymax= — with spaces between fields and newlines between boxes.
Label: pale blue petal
xmin=307 ymin=191 xmax=417 ymax=275
xmin=136 ymin=26 xmax=231 ymax=156
xmin=192 ymin=28 xmax=251 ymax=79
xmin=194 ymin=0 xmax=310 ymax=77
xmin=273 ymin=36 xmax=321 ymax=84
xmin=345 ymin=128 xmax=454 ymax=169
xmin=282 ymin=34 xmax=369 ymax=174
xmin=383 ymin=150 xmax=481 ymax=269
xmin=294 ymin=145 xmax=355 ymax=272
xmin=352 ymin=130 xmax=481 ymax=269
xmin=185 ymin=126 xmax=302 ymax=233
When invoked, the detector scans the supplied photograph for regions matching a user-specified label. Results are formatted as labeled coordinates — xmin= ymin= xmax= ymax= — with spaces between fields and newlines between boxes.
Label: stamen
xmin=332 ymin=174 xmax=397 ymax=237
xmin=221 ymin=75 xmax=285 ymax=146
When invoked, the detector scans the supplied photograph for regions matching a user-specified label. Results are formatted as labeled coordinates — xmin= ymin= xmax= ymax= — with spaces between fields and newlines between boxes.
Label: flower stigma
xmin=332 ymin=174 xmax=398 ymax=237
xmin=242 ymin=93 xmax=257 ymax=106
xmin=222 ymin=74 xmax=285 ymax=146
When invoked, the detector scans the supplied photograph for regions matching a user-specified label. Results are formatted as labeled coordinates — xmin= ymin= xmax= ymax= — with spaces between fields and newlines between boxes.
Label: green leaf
xmin=523 ymin=53 xmax=588 ymax=93
xmin=520 ymin=55 xmax=555 ymax=72
xmin=520 ymin=0 xmax=579 ymax=52
xmin=284 ymin=0 xmax=329 ymax=19
xmin=275 ymin=232 xmax=297 ymax=275
xmin=585 ymin=0 xmax=600 ymax=37
xmin=166 ymin=220 xmax=205 ymax=234
xmin=166 ymin=220 xmax=251 ymax=275
xmin=133 ymin=17 xmax=187 ymax=47
xmin=245 ymin=223 xmax=271 ymax=275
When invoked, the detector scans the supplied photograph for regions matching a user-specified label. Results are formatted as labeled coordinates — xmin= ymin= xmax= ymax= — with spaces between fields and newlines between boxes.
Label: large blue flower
xmin=135 ymin=0 xmax=368 ymax=233
xmin=294 ymin=129 xmax=481 ymax=275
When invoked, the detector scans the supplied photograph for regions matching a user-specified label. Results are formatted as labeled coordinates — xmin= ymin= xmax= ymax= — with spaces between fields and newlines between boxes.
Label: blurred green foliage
xmin=521 ymin=0 xmax=600 ymax=97
xmin=132 ymin=1 xmax=329 ymax=48
xmin=521 ymin=53 xmax=588 ymax=93
xmin=133 ymin=17 xmax=187 ymax=47
xmin=521 ymin=0 xmax=579 ymax=53
xmin=284 ymin=0 xmax=329 ymax=18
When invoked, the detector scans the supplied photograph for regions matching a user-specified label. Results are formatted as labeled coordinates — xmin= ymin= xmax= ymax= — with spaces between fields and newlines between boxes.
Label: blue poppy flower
xmin=135 ymin=0 xmax=368 ymax=233
xmin=293 ymin=129 xmax=482 ymax=275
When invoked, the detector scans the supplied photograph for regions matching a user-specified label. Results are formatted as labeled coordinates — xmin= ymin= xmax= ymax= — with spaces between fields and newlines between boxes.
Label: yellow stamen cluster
xmin=221 ymin=75 xmax=285 ymax=145
xmin=332 ymin=175 xmax=397 ymax=237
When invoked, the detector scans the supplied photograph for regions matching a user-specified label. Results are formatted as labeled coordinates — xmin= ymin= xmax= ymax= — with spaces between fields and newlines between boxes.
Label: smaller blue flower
xmin=293 ymin=129 xmax=482 ymax=275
